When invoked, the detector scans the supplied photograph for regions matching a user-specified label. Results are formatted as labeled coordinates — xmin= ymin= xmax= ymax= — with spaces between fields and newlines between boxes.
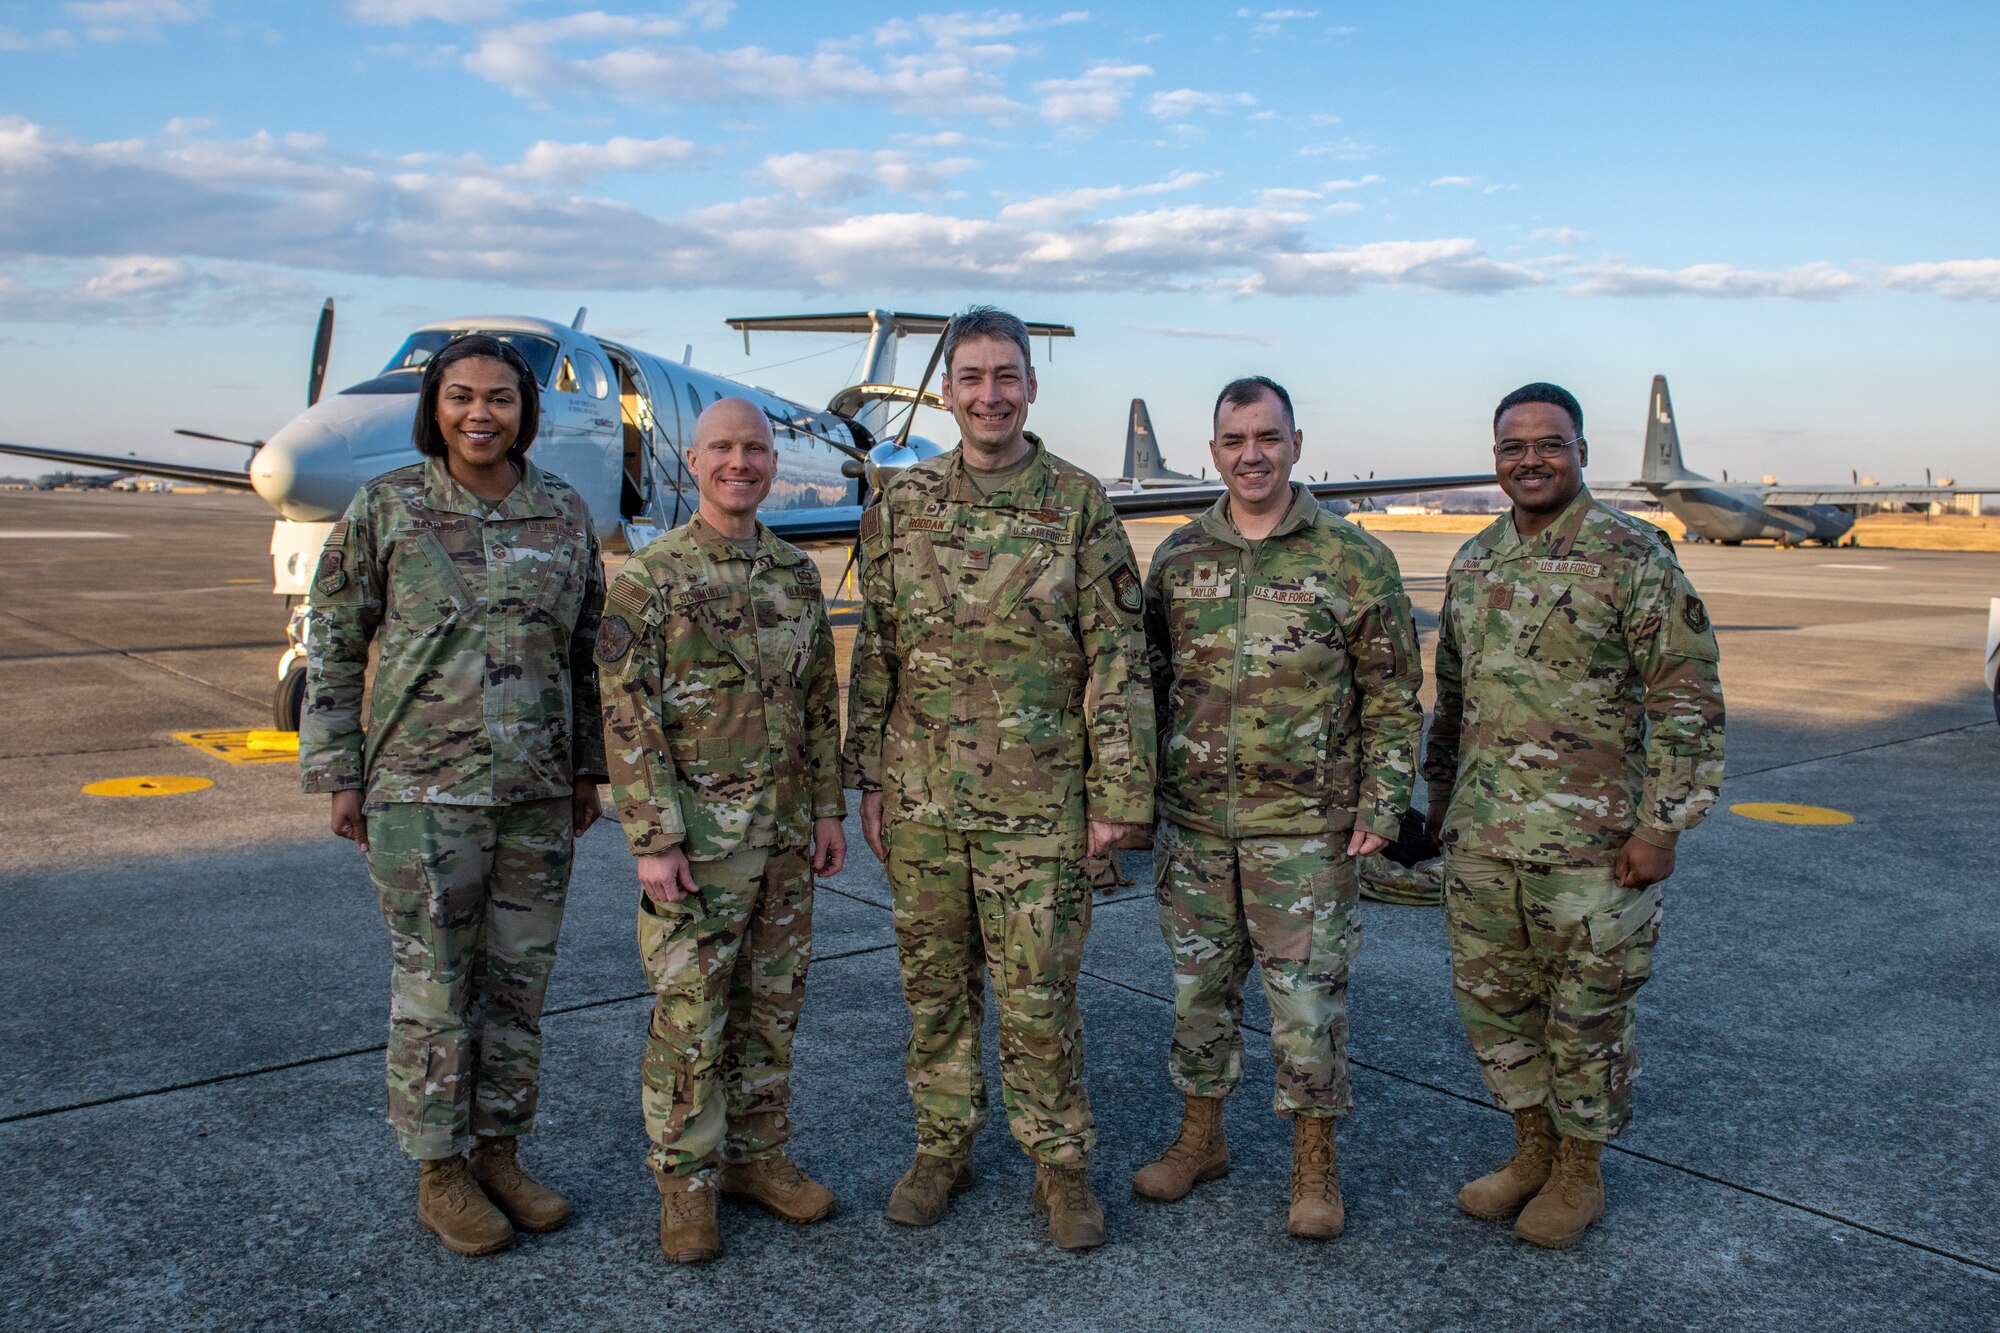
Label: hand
xmin=1087 ymin=820 xmax=1144 ymax=858
xmin=330 ymin=790 xmax=369 ymax=852
xmin=637 ymin=849 xmax=700 ymax=905
xmin=812 ymin=816 xmax=847 ymax=878
xmin=1614 ymin=836 xmax=1676 ymax=889
xmin=1346 ymin=829 xmax=1388 ymax=858
xmin=572 ymin=779 xmax=603 ymax=837
xmin=860 ymin=790 xmax=886 ymax=863
xmin=1423 ymin=800 xmax=1449 ymax=845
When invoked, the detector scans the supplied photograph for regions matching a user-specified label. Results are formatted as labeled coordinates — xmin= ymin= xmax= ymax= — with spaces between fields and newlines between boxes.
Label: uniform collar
xmin=1497 ymin=484 xmax=1595 ymax=558
xmin=943 ymin=432 xmax=1049 ymax=505
xmin=687 ymin=510 xmax=799 ymax=566
xmin=423 ymin=456 xmax=560 ymax=519
xmin=1197 ymin=481 xmax=1321 ymax=551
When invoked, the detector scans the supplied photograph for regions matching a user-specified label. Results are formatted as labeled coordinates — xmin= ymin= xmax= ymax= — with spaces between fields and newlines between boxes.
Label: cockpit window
xmin=342 ymin=330 xmax=563 ymax=395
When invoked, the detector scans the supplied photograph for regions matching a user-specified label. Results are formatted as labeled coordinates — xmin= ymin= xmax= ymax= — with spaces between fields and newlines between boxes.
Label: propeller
xmin=174 ymin=428 xmax=263 ymax=450
xmin=833 ymin=334 xmax=955 ymax=600
xmin=307 ymin=298 xmax=335 ymax=407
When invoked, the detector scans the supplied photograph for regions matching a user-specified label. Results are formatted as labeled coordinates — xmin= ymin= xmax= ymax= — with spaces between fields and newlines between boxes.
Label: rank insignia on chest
xmin=1487 ymin=585 xmax=1514 ymax=610
xmin=1683 ymin=595 xmax=1709 ymax=633
xmin=1110 ymin=562 xmax=1143 ymax=614
xmin=314 ymin=547 xmax=347 ymax=595
xmin=1193 ymin=563 xmax=1219 ymax=588
xmin=963 ymin=546 xmax=992 ymax=571
xmin=595 ymin=614 xmax=635 ymax=663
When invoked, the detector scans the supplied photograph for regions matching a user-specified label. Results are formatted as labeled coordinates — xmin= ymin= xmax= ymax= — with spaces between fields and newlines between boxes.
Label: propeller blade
xmin=174 ymin=428 xmax=263 ymax=449
xmin=307 ymin=297 xmax=335 ymax=407
xmin=895 ymin=335 xmax=950 ymax=452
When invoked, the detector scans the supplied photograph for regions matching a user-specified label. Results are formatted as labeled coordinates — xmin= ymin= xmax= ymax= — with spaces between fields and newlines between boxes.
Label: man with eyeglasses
xmin=1422 ymin=382 xmax=1724 ymax=1249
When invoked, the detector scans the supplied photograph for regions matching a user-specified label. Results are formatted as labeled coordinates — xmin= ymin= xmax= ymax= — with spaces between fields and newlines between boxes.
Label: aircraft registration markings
xmin=172 ymin=729 xmax=300 ymax=766
xmin=82 ymin=775 xmax=214 ymax=797
xmin=1730 ymin=802 xmax=1855 ymax=826
xmin=0 ymin=530 xmax=127 ymax=539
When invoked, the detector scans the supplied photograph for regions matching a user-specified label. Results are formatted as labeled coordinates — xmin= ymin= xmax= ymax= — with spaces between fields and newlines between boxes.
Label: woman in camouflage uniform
xmin=299 ymin=335 xmax=607 ymax=1256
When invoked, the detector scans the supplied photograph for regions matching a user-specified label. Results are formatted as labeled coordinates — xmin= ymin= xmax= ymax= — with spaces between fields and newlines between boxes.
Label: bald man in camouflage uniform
xmin=1424 ymin=381 xmax=1724 ymax=1249
xmin=599 ymin=398 xmax=847 ymax=1264
xmin=844 ymin=306 xmax=1155 ymax=1251
xmin=1135 ymin=377 xmax=1422 ymax=1240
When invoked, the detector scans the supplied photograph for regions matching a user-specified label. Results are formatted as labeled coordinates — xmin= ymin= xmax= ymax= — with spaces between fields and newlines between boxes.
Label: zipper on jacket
xmin=1224 ymin=546 xmax=1245 ymax=837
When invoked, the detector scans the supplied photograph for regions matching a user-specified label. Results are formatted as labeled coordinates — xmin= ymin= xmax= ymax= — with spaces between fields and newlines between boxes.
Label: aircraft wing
xmin=727 ymin=311 xmax=1076 ymax=340
xmin=1106 ymin=473 xmax=1495 ymax=519
xmin=0 ymin=441 xmax=258 ymax=491
xmin=1585 ymin=483 xmax=1663 ymax=505
xmin=1755 ymin=485 xmax=1999 ymax=506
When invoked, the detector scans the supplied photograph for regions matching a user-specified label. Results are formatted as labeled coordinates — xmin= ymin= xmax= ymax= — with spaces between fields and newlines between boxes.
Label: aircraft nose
xmin=252 ymin=416 xmax=355 ymax=521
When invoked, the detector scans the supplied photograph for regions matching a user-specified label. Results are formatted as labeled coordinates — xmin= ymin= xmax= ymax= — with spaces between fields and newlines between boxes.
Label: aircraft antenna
xmin=571 ymin=306 xmax=588 ymax=330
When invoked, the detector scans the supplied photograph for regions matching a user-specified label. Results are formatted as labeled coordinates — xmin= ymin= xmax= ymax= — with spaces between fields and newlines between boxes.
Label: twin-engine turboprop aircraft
xmin=1592 ymin=376 xmax=1996 ymax=546
xmin=0 ymin=303 xmax=1491 ymax=724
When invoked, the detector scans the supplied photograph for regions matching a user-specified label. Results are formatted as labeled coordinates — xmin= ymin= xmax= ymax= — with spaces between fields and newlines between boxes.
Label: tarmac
xmin=2 ymin=489 xmax=1996 ymax=1332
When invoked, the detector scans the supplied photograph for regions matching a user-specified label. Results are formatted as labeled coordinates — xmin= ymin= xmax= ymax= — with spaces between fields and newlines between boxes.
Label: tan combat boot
xmin=467 ymin=1136 xmax=573 ymax=1233
xmin=1457 ymin=1105 xmax=1556 ymax=1222
xmin=657 ymin=1172 xmax=722 ymax=1264
xmin=1286 ymin=1115 xmax=1344 ymax=1240
xmin=719 ymin=1153 xmax=838 ymax=1224
xmin=885 ymin=1153 xmax=975 ymax=1227
xmin=1132 ymin=1093 xmax=1229 ymax=1202
xmin=416 ymin=1155 xmax=513 ymax=1256
xmin=1032 ymin=1161 xmax=1106 ymax=1251
xmin=1515 ymin=1136 xmax=1605 ymax=1249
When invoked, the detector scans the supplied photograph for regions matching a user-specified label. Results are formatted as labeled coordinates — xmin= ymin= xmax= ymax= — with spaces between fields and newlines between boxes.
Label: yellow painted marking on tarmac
xmin=172 ymin=729 xmax=299 ymax=765
xmin=1730 ymin=802 xmax=1855 ymax=826
xmin=83 ymin=775 xmax=214 ymax=797
xmin=226 ymin=578 xmax=264 ymax=584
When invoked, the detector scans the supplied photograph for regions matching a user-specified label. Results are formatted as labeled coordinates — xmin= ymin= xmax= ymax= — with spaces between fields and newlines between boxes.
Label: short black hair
xmin=940 ymin=305 xmax=1032 ymax=375
xmin=1213 ymin=375 xmax=1295 ymax=430
xmin=1493 ymin=382 xmax=1582 ymax=437
xmin=412 ymin=334 xmax=541 ymax=460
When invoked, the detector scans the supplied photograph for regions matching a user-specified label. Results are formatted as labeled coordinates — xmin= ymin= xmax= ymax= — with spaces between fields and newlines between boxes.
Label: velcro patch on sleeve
xmin=605 ymin=573 xmax=654 ymax=621
xmin=595 ymin=614 xmax=636 ymax=663
xmin=314 ymin=547 xmax=347 ymax=595
xmin=1110 ymin=562 xmax=1143 ymax=614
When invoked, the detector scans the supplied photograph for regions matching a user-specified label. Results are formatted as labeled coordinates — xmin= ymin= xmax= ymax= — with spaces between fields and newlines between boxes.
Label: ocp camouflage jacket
xmin=299 ymin=458 xmax=606 ymax=806
xmin=1144 ymin=483 xmax=1422 ymax=840
xmin=1422 ymin=487 xmax=1726 ymax=865
xmin=841 ymin=435 xmax=1155 ymax=833
xmin=598 ymin=514 xmax=843 ymax=860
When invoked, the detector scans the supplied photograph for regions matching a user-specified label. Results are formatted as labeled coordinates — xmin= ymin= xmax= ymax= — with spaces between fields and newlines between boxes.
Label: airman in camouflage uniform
xmin=1424 ymin=382 xmax=1724 ymax=1249
xmin=599 ymin=397 xmax=847 ymax=1264
xmin=302 ymin=334 xmax=605 ymax=1256
xmin=843 ymin=307 xmax=1155 ymax=1251
xmin=1134 ymin=377 xmax=1422 ymax=1239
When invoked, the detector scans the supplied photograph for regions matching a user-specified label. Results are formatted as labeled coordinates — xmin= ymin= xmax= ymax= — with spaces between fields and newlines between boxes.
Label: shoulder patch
xmin=1682 ymin=594 xmax=1709 ymax=634
xmin=1110 ymin=562 xmax=1143 ymax=614
xmin=314 ymin=547 xmax=347 ymax=595
xmin=605 ymin=574 xmax=654 ymax=620
xmin=595 ymin=614 xmax=635 ymax=663
xmin=859 ymin=504 xmax=881 ymax=542
xmin=326 ymin=519 xmax=351 ymax=549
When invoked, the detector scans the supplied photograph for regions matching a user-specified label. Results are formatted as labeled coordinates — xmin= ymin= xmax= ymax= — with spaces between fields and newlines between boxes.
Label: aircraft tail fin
xmin=1642 ymin=375 xmax=1690 ymax=482
xmin=1124 ymin=398 xmax=1197 ymax=483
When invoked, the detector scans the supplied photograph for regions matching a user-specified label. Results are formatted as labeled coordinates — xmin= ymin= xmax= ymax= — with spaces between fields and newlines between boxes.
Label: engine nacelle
xmin=840 ymin=434 xmax=948 ymax=499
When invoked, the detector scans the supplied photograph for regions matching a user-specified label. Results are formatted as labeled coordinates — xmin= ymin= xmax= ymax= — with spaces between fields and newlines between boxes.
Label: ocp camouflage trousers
xmin=1155 ymin=821 xmax=1361 ymax=1117
xmin=638 ymin=844 xmax=813 ymax=1182
xmin=363 ymin=797 xmax=573 ymax=1160
xmin=1444 ymin=849 xmax=1663 ymax=1141
xmin=887 ymin=820 xmax=1093 ymax=1165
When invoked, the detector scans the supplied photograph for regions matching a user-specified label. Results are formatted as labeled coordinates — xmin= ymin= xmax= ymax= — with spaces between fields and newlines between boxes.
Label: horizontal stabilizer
xmin=1757 ymin=485 xmax=1999 ymax=505
xmin=726 ymin=311 xmax=1075 ymax=339
xmin=0 ymin=441 xmax=258 ymax=491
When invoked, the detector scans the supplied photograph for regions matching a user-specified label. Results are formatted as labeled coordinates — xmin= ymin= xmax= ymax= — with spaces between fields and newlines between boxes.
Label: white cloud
xmin=1571 ymin=260 xmax=1863 ymax=299
xmin=761 ymin=148 xmax=976 ymax=199
xmin=1259 ymin=187 xmax=1322 ymax=204
xmin=1035 ymin=62 xmax=1152 ymax=123
xmin=1149 ymin=88 xmax=1256 ymax=120
xmin=1323 ymin=201 xmax=1362 ymax=214
xmin=62 ymin=0 xmax=206 ymax=40
xmin=514 ymin=135 xmax=697 ymax=183
xmin=347 ymin=0 xmax=515 ymax=23
xmin=1531 ymin=226 xmax=1589 ymax=244
xmin=873 ymin=9 xmax=1087 ymax=45
xmin=1880 ymin=259 xmax=2000 ymax=301
xmin=1322 ymin=174 xmax=1382 ymax=191
xmin=1430 ymin=175 xmax=1476 ymax=188
xmin=1138 ymin=325 xmax=1279 ymax=345
xmin=998 ymin=170 xmax=1214 ymax=223
xmin=1298 ymin=139 xmax=1374 ymax=158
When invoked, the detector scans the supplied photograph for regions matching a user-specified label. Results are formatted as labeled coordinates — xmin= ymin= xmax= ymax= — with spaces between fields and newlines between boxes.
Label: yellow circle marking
xmin=1730 ymin=802 xmax=1853 ymax=826
xmin=82 ymin=775 xmax=215 ymax=797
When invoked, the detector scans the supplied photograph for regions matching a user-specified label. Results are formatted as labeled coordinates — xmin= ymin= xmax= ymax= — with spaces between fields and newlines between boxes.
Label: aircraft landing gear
xmin=274 ymin=663 xmax=307 ymax=732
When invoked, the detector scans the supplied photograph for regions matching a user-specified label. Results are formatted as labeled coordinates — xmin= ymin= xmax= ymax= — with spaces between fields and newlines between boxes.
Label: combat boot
xmin=1032 ymin=1160 xmax=1106 ymax=1251
xmin=719 ymin=1153 xmax=838 ymax=1224
xmin=656 ymin=1172 xmax=722 ymax=1264
xmin=1132 ymin=1093 xmax=1229 ymax=1202
xmin=467 ymin=1135 xmax=573 ymax=1233
xmin=1515 ymin=1136 xmax=1605 ymax=1249
xmin=1286 ymin=1114 xmax=1344 ymax=1240
xmin=884 ymin=1153 xmax=975 ymax=1227
xmin=1457 ymin=1105 xmax=1556 ymax=1222
xmin=416 ymin=1155 xmax=513 ymax=1256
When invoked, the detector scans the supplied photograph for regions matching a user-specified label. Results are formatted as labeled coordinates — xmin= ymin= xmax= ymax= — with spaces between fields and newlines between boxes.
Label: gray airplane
xmin=1592 ymin=376 xmax=1995 ymax=546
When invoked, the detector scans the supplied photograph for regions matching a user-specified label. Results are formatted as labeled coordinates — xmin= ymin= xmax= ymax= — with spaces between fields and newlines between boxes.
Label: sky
xmin=2 ymin=0 xmax=1996 ymax=486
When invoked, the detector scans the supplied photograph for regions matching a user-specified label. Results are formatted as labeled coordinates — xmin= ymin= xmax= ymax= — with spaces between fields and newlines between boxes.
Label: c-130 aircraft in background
xmin=0 ymin=302 xmax=1491 ymax=727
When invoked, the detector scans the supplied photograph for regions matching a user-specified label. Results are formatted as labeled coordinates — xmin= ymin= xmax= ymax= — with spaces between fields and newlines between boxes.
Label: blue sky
xmin=2 ymin=0 xmax=1995 ymax=484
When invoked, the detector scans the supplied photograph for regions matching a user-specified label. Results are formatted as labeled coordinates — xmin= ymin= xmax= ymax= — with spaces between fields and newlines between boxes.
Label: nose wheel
xmin=274 ymin=662 xmax=307 ymax=732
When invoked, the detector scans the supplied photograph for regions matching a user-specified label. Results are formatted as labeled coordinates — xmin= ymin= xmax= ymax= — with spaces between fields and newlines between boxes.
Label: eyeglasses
xmin=1493 ymin=435 xmax=1583 ymax=463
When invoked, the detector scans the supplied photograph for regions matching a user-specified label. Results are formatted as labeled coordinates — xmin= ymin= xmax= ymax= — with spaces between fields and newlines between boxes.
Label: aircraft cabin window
xmin=686 ymin=385 xmax=702 ymax=422
xmin=572 ymin=349 xmax=611 ymax=399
